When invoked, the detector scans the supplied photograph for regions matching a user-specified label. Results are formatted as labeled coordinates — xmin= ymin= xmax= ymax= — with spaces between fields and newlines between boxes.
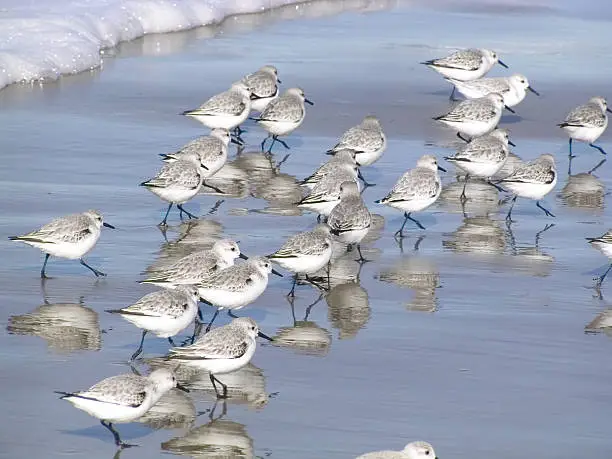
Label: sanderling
xmin=446 ymin=73 xmax=539 ymax=108
xmin=300 ymin=149 xmax=358 ymax=190
xmin=251 ymin=87 xmax=314 ymax=152
xmin=356 ymin=440 xmax=437 ymax=459
xmin=9 ymin=210 xmax=115 ymax=278
xmin=198 ymin=257 xmax=282 ymax=330
xmin=445 ymin=128 xmax=511 ymax=201
xmin=161 ymin=128 xmax=240 ymax=177
xmin=182 ymin=82 xmax=251 ymax=137
xmin=106 ymin=286 xmax=200 ymax=361
xmin=297 ymin=165 xmax=360 ymax=218
xmin=376 ymin=155 xmax=444 ymax=237
xmin=141 ymin=159 xmax=207 ymax=226
xmin=558 ymin=96 xmax=611 ymax=157
xmin=586 ymin=230 xmax=612 ymax=291
xmin=269 ymin=224 xmax=333 ymax=296
xmin=141 ymin=239 xmax=245 ymax=288
xmin=327 ymin=181 xmax=372 ymax=261
xmin=498 ymin=153 xmax=557 ymax=222
xmin=327 ymin=116 xmax=386 ymax=186
xmin=422 ymin=48 xmax=508 ymax=99
xmin=167 ymin=317 xmax=272 ymax=399
xmin=434 ymin=93 xmax=505 ymax=141
xmin=55 ymin=368 xmax=188 ymax=448
xmin=241 ymin=65 xmax=281 ymax=113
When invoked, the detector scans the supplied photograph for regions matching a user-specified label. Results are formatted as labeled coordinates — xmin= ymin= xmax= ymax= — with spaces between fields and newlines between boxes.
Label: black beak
xmin=498 ymin=59 xmax=509 ymax=68
xmin=305 ymin=98 xmax=314 ymax=106
xmin=176 ymin=382 xmax=190 ymax=393
xmin=231 ymin=137 xmax=244 ymax=146
xmin=607 ymin=107 xmax=612 ymax=114
xmin=103 ymin=222 xmax=115 ymax=229
xmin=258 ymin=330 xmax=274 ymax=341
xmin=201 ymin=163 xmax=209 ymax=170
xmin=509 ymin=140 xmax=516 ymax=147
xmin=272 ymin=268 xmax=284 ymax=277
xmin=277 ymin=78 xmax=282 ymax=84
xmin=239 ymin=253 xmax=249 ymax=260
xmin=437 ymin=165 xmax=447 ymax=172
xmin=528 ymin=86 xmax=540 ymax=96
xmin=505 ymin=105 xmax=516 ymax=114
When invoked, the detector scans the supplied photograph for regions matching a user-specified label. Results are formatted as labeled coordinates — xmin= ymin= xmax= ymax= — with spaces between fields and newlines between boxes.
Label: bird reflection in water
xmin=560 ymin=159 xmax=606 ymax=211
xmin=274 ymin=295 xmax=332 ymax=356
xmin=443 ymin=216 xmax=506 ymax=255
xmin=585 ymin=309 xmax=612 ymax=334
xmin=504 ymin=222 xmax=556 ymax=278
xmin=326 ymin=281 xmax=370 ymax=339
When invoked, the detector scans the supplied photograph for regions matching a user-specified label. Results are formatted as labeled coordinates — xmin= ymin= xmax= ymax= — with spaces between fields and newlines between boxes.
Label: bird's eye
xmin=425 ymin=451 xmax=430 ymax=456
xmin=251 ymin=326 xmax=256 ymax=330
xmin=231 ymin=247 xmax=236 ymax=251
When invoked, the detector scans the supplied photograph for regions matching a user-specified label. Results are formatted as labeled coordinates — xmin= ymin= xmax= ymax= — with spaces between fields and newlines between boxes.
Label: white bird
xmin=327 ymin=116 xmax=386 ymax=186
xmin=241 ymin=65 xmax=282 ymax=113
xmin=446 ymin=73 xmax=540 ymax=108
xmin=252 ymin=87 xmax=314 ymax=152
xmin=422 ymin=48 xmax=508 ymax=99
xmin=297 ymin=164 xmax=360 ymax=218
xmin=268 ymin=224 xmax=333 ymax=296
xmin=434 ymin=93 xmax=505 ymax=141
xmin=198 ymin=257 xmax=282 ymax=331
xmin=445 ymin=128 xmax=511 ymax=201
xmin=182 ymin=82 xmax=251 ymax=139
xmin=586 ymin=230 xmax=612 ymax=291
xmin=9 ymin=210 xmax=115 ymax=278
xmin=140 ymin=239 xmax=245 ymax=288
xmin=106 ymin=286 xmax=200 ymax=361
xmin=300 ymin=149 xmax=358 ymax=190
xmin=558 ymin=96 xmax=611 ymax=158
xmin=497 ymin=153 xmax=557 ymax=222
xmin=356 ymin=440 xmax=437 ymax=459
xmin=167 ymin=317 xmax=272 ymax=399
xmin=55 ymin=368 xmax=187 ymax=448
xmin=376 ymin=155 xmax=445 ymax=237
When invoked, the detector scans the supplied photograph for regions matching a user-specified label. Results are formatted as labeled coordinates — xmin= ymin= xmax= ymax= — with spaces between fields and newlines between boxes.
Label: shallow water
xmin=1 ymin=2 xmax=612 ymax=458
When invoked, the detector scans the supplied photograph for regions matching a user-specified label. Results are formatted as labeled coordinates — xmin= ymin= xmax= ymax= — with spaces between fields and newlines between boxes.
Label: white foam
xmin=0 ymin=0 xmax=300 ymax=91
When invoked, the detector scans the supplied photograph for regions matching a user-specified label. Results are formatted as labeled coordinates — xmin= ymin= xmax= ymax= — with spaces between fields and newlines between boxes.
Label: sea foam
xmin=0 ymin=0 xmax=301 ymax=91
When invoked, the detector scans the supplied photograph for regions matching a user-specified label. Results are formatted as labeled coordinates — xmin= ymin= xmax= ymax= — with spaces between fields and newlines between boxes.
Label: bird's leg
xmin=261 ymin=135 xmax=270 ymax=151
xmin=487 ymin=180 xmax=507 ymax=193
xmin=101 ymin=421 xmax=135 ymax=449
xmin=79 ymin=259 xmax=106 ymax=277
xmin=568 ymin=138 xmax=575 ymax=159
xmin=160 ymin=203 xmax=173 ymax=226
xmin=595 ymin=264 xmax=612 ymax=290
xmin=274 ymin=135 xmax=291 ymax=150
xmin=287 ymin=275 xmax=297 ymax=298
xmin=460 ymin=175 xmax=469 ymax=202
xmin=407 ymin=212 xmax=426 ymax=230
xmin=394 ymin=213 xmax=410 ymax=239
xmin=358 ymin=169 xmax=376 ymax=187
xmin=449 ymin=85 xmax=457 ymax=101
xmin=209 ymin=373 xmax=228 ymax=399
xmin=536 ymin=201 xmax=556 ymax=218
xmin=505 ymin=195 xmax=518 ymax=223
xmin=456 ymin=132 xmax=470 ymax=143
xmin=227 ymin=309 xmax=239 ymax=319
xmin=130 ymin=330 xmax=147 ymax=361
xmin=356 ymin=245 xmax=370 ymax=264
xmin=40 ymin=253 xmax=51 ymax=279
xmin=589 ymin=143 xmax=608 ymax=155
xmin=205 ymin=308 xmax=220 ymax=333
xmin=201 ymin=182 xmax=226 ymax=194
xmin=176 ymin=204 xmax=198 ymax=220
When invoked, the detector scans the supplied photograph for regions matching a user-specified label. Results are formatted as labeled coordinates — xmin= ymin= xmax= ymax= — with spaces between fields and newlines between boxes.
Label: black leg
xmin=101 ymin=421 xmax=134 ymax=449
xmin=505 ymin=195 xmax=518 ymax=222
xmin=130 ymin=330 xmax=147 ymax=361
xmin=274 ymin=135 xmax=291 ymax=150
xmin=201 ymin=182 xmax=226 ymax=194
xmin=456 ymin=132 xmax=470 ymax=143
xmin=266 ymin=136 xmax=277 ymax=153
xmin=176 ymin=204 xmax=198 ymax=220
xmin=261 ymin=135 xmax=270 ymax=151
xmin=167 ymin=337 xmax=176 ymax=347
xmin=487 ymin=180 xmax=507 ymax=193
xmin=356 ymin=245 xmax=370 ymax=263
xmin=536 ymin=201 xmax=556 ymax=218
xmin=394 ymin=213 xmax=410 ymax=239
xmin=79 ymin=259 xmax=106 ymax=277
xmin=227 ymin=309 xmax=239 ymax=319
xmin=305 ymin=275 xmax=328 ymax=292
xmin=357 ymin=169 xmax=376 ymax=187
xmin=205 ymin=308 xmax=220 ymax=333
xmin=460 ymin=175 xmax=469 ymax=202
xmin=160 ymin=203 xmax=173 ymax=226
xmin=406 ymin=212 xmax=426 ymax=230
xmin=589 ymin=143 xmax=608 ymax=155
xmin=40 ymin=253 xmax=50 ymax=279
xmin=596 ymin=264 xmax=612 ymax=290
xmin=209 ymin=373 xmax=228 ymax=399
xmin=190 ymin=319 xmax=202 ymax=344
xmin=197 ymin=307 xmax=203 ymax=321
xmin=287 ymin=275 xmax=297 ymax=298
xmin=449 ymin=85 xmax=457 ymax=101
xmin=568 ymin=138 xmax=574 ymax=158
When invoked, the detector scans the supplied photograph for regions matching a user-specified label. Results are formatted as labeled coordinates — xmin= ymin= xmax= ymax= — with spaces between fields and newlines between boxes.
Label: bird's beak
xmin=607 ymin=107 xmax=612 ymax=113
xmin=509 ymin=140 xmax=516 ymax=147
xmin=201 ymin=163 xmax=209 ymax=170
xmin=498 ymin=59 xmax=509 ymax=68
xmin=103 ymin=222 xmax=115 ymax=229
xmin=528 ymin=86 xmax=540 ymax=96
xmin=505 ymin=105 xmax=516 ymax=114
xmin=305 ymin=98 xmax=314 ymax=106
xmin=272 ymin=268 xmax=284 ymax=277
xmin=437 ymin=165 xmax=447 ymax=172
xmin=231 ymin=137 xmax=244 ymax=146
xmin=277 ymin=78 xmax=282 ymax=84
xmin=176 ymin=382 xmax=190 ymax=393
xmin=258 ymin=330 xmax=274 ymax=341
xmin=239 ymin=253 xmax=249 ymax=260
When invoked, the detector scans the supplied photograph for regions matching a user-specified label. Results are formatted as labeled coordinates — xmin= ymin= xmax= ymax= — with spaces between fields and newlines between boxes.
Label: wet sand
xmin=1 ymin=1 xmax=612 ymax=458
